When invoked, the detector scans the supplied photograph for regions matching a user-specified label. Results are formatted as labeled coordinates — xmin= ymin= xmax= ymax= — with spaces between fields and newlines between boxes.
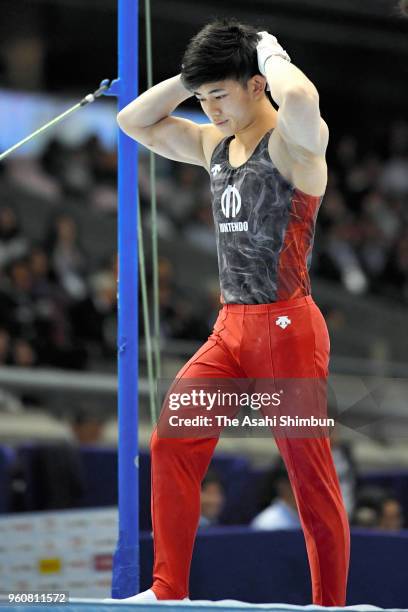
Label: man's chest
xmin=210 ymin=163 xmax=293 ymax=236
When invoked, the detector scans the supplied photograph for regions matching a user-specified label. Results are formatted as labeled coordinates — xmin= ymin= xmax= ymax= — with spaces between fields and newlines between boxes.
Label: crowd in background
xmin=5 ymin=409 xmax=405 ymax=533
xmin=320 ymin=120 xmax=408 ymax=301
xmin=0 ymin=202 xmax=117 ymax=371
xmin=199 ymin=420 xmax=406 ymax=532
xmin=0 ymin=118 xmax=408 ymax=370
xmin=200 ymin=457 xmax=406 ymax=533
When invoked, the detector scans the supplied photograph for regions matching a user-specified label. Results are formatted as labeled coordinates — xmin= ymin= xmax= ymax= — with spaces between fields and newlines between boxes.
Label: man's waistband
xmin=222 ymin=295 xmax=314 ymax=314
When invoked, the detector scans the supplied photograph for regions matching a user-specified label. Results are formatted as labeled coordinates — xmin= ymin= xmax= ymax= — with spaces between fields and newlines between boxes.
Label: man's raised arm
xmin=257 ymin=32 xmax=328 ymax=157
xmin=117 ymin=75 xmax=208 ymax=166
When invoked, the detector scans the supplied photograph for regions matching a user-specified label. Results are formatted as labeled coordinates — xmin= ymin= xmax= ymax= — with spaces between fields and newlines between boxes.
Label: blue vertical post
xmin=110 ymin=0 xmax=139 ymax=598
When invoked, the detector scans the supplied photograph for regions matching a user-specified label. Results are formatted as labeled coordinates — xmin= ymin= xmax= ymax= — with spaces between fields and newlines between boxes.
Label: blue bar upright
xmin=111 ymin=0 xmax=140 ymax=598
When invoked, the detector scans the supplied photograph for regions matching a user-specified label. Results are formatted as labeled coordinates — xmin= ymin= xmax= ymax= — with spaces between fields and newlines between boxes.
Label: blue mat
xmin=0 ymin=599 xmax=403 ymax=611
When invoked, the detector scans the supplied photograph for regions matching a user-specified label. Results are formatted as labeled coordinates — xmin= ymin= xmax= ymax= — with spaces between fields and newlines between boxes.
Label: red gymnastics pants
xmin=150 ymin=295 xmax=350 ymax=605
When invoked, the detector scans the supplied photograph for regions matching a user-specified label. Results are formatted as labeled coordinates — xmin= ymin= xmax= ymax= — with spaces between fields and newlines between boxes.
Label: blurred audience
xmin=316 ymin=123 xmax=408 ymax=300
xmin=152 ymin=256 xmax=210 ymax=341
xmin=352 ymin=486 xmax=405 ymax=531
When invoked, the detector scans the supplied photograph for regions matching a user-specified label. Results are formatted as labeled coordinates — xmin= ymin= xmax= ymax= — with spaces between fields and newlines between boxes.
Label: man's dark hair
xmin=181 ymin=18 xmax=262 ymax=91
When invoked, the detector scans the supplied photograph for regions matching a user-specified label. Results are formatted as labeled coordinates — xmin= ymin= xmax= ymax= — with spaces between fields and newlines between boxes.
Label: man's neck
xmin=232 ymin=101 xmax=277 ymax=152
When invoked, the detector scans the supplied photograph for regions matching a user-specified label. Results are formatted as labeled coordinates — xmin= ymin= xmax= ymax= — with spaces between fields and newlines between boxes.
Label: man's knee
xmin=150 ymin=429 xmax=181 ymax=458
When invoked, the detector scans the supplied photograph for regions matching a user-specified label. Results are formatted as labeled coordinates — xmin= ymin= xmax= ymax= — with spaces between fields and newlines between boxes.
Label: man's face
xmin=379 ymin=499 xmax=403 ymax=530
xmin=194 ymin=78 xmax=258 ymax=134
xmin=200 ymin=481 xmax=225 ymax=521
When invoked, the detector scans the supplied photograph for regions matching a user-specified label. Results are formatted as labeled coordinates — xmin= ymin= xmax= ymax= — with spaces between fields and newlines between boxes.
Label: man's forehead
xmin=194 ymin=81 xmax=236 ymax=95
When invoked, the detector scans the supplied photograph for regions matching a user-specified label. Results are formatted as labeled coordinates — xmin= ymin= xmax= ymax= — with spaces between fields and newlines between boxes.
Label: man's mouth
xmin=215 ymin=120 xmax=228 ymax=126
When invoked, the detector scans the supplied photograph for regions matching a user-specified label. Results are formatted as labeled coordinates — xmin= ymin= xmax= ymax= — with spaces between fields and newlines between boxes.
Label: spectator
xmin=199 ymin=469 xmax=225 ymax=528
xmin=70 ymin=410 xmax=106 ymax=446
xmin=381 ymin=230 xmax=408 ymax=302
xmin=154 ymin=256 xmax=209 ymax=341
xmin=40 ymin=138 xmax=70 ymax=185
xmin=251 ymin=461 xmax=300 ymax=531
xmin=11 ymin=338 xmax=37 ymax=367
xmin=378 ymin=497 xmax=404 ymax=531
xmin=0 ymin=206 xmax=29 ymax=268
xmin=45 ymin=214 xmax=88 ymax=301
xmin=70 ymin=268 xmax=117 ymax=358
xmin=0 ymin=327 xmax=11 ymax=364
xmin=380 ymin=154 xmax=408 ymax=198
xmin=0 ymin=258 xmax=37 ymax=339
xmin=29 ymin=245 xmax=72 ymax=345
xmin=353 ymin=505 xmax=380 ymax=528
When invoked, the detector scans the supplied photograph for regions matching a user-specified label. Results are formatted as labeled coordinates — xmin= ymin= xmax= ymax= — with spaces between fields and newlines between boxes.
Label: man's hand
xmin=256 ymin=31 xmax=291 ymax=76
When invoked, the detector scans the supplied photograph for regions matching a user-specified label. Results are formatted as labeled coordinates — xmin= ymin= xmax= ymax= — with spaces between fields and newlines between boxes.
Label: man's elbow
xmin=116 ymin=103 xmax=145 ymax=130
xmin=116 ymin=109 xmax=146 ymax=142
xmin=117 ymin=108 xmax=132 ymax=130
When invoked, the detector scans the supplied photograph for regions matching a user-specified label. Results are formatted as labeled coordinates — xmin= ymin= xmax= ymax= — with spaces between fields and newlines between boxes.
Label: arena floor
xmin=0 ymin=599 xmax=402 ymax=611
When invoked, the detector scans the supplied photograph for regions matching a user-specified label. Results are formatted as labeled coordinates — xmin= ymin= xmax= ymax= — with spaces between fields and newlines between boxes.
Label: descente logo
xmin=220 ymin=221 xmax=249 ymax=233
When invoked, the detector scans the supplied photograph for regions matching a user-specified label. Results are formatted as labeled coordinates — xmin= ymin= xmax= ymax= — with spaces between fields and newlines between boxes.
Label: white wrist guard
xmin=256 ymin=31 xmax=291 ymax=76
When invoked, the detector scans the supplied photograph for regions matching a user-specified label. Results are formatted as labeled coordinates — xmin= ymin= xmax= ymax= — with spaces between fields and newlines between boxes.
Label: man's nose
xmin=207 ymin=100 xmax=221 ymax=115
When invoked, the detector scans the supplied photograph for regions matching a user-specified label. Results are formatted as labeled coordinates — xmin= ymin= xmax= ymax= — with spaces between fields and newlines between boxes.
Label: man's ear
xmin=250 ymin=74 xmax=267 ymax=97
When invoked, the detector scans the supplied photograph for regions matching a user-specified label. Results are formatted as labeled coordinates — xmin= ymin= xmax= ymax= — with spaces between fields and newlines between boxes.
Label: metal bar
xmin=0 ymin=83 xmax=110 ymax=162
xmin=145 ymin=0 xmax=161 ymax=393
